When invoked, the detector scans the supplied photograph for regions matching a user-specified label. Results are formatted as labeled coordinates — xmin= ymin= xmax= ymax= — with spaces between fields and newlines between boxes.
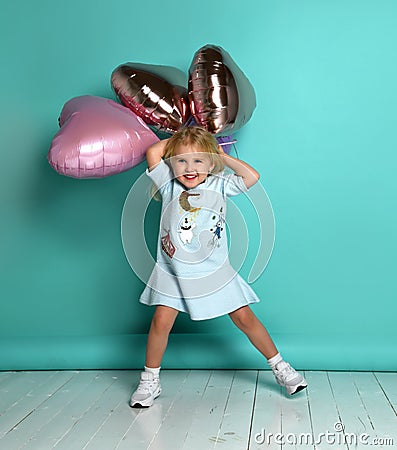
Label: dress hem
xmin=139 ymin=298 xmax=260 ymax=321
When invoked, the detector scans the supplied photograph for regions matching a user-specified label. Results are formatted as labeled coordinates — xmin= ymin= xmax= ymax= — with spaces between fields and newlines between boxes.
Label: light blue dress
xmin=139 ymin=159 xmax=260 ymax=320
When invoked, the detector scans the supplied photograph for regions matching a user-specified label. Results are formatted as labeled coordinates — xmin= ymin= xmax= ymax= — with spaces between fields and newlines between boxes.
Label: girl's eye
xmin=177 ymin=159 xmax=186 ymax=163
xmin=194 ymin=159 xmax=203 ymax=164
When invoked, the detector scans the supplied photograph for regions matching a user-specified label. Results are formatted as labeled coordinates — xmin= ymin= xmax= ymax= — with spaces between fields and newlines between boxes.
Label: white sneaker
xmin=273 ymin=361 xmax=307 ymax=395
xmin=130 ymin=371 xmax=161 ymax=408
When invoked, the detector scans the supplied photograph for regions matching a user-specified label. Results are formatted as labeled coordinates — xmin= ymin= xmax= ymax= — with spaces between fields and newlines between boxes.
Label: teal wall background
xmin=1 ymin=0 xmax=396 ymax=371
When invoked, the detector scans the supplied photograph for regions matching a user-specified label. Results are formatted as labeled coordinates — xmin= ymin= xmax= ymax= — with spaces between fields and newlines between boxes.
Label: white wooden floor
xmin=0 ymin=370 xmax=396 ymax=450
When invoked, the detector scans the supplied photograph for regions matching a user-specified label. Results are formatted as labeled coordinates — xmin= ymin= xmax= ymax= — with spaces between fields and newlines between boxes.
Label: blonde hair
xmin=163 ymin=126 xmax=224 ymax=174
xmin=151 ymin=126 xmax=224 ymax=200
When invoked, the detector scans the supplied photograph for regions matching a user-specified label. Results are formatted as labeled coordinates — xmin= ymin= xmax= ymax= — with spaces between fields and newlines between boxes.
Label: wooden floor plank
xmin=180 ymin=370 xmax=235 ymax=450
xmin=0 ymin=371 xmax=92 ymax=449
xmin=0 ymin=371 xmax=14 ymax=387
xmin=278 ymin=372 xmax=314 ymax=450
xmin=83 ymin=371 xmax=142 ymax=450
xmin=248 ymin=370 xmax=282 ymax=450
xmin=303 ymin=371 xmax=348 ymax=450
xmin=0 ymin=371 xmax=75 ymax=443
xmin=374 ymin=372 xmax=397 ymax=415
xmin=54 ymin=371 xmax=133 ymax=450
xmin=115 ymin=370 xmax=190 ymax=450
xmin=0 ymin=372 xmax=72 ymax=437
xmin=214 ymin=370 xmax=258 ymax=449
xmin=21 ymin=371 xmax=118 ymax=449
xmin=146 ymin=370 xmax=211 ymax=450
xmin=328 ymin=371 xmax=384 ymax=448
xmin=353 ymin=372 xmax=397 ymax=447
xmin=0 ymin=372 xmax=55 ymax=414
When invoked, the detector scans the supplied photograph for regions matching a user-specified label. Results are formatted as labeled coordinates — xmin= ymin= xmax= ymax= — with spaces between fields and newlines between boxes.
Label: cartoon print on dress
xmin=178 ymin=216 xmax=196 ymax=245
xmin=179 ymin=191 xmax=201 ymax=212
xmin=208 ymin=206 xmax=225 ymax=248
xmin=161 ymin=230 xmax=176 ymax=258
xmin=177 ymin=190 xmax=201 ymax=247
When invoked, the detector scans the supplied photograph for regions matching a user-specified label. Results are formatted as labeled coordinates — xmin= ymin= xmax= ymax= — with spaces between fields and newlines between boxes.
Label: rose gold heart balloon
xmin=111 ymin=63 xmax=190 ymax=134
xmin=47 ymin=95 xmax=159 ymax=178
xmin=188 ymin=44 xmax=256 ymax=135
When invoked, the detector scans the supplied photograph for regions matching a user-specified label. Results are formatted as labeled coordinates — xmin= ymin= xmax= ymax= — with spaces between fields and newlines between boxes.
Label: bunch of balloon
xmin=47 ymin=44 xmax=255 ymax=178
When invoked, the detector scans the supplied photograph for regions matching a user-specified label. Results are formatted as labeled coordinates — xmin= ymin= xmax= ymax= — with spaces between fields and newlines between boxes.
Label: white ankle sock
xmin=144 ymin=366 xmax=161 ymax=378
xmin=267 ymin=353 xmax=283 ymax=370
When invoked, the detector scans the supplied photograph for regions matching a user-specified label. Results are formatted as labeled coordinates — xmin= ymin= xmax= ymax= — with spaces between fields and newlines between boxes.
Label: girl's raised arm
xmin=219 ymin=148 xmax=260 ymax=189
xmin=146 ymin=139 xmax=170 ymax=171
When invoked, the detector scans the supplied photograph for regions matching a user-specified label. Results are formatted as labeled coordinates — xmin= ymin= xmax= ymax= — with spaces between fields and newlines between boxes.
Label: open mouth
xmin=183 ymin=174 xmax=197 ymax=180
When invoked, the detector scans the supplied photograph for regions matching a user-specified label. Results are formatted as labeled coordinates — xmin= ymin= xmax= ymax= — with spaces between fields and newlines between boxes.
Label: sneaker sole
xmin=130 ymin=387 xmax=161 ymax=408
xmin=287 ymin=382 xmax=308 ymax=396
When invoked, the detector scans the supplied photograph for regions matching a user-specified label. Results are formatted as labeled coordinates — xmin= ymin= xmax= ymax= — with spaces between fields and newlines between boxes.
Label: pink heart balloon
xmin=48 ymin=95 xmax=159 ymax=178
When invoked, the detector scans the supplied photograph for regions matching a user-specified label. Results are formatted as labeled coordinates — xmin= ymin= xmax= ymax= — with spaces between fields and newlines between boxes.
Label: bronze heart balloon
xmin=111 ymin=63 xmax=190 ymax=134
xmin=188 ymin=44 xmax=256 ymax=135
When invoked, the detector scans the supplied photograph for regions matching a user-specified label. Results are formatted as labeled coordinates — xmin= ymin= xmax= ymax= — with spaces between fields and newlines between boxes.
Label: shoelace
xmin=136 ymin=379 xmax=157 ymax=393
xmin=275 ymin=362 xmax=295 ymax=381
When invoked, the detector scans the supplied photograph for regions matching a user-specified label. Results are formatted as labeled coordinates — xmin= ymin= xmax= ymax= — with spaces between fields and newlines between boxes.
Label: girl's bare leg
xmin=145 ymin=305 xmax=179 ymax=368
xmin=229 ymin=306 xmax=278 ymax=359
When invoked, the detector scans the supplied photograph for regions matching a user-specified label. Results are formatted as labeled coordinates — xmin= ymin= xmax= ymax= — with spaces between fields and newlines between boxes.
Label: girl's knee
xmin=151 ymin=307 xmax=177 ymax=334
xmin=229 ymin=306 xmax=256 ymax=331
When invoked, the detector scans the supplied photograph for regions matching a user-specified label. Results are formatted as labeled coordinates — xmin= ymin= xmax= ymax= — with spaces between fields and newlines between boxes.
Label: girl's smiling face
xmin=170 ymin=144 xmax=215 ymax=189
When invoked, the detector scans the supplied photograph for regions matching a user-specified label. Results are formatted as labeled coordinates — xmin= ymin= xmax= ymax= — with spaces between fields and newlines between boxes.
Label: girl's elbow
xmin=252 ymin=170 xmax=261 ymax=184
xmin=245 ymin=173 xmax=260 ymax=189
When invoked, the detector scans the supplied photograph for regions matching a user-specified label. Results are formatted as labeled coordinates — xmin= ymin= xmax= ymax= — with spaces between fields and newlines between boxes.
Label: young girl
xmin=130 ymin=127 xmax=307 ymax=407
